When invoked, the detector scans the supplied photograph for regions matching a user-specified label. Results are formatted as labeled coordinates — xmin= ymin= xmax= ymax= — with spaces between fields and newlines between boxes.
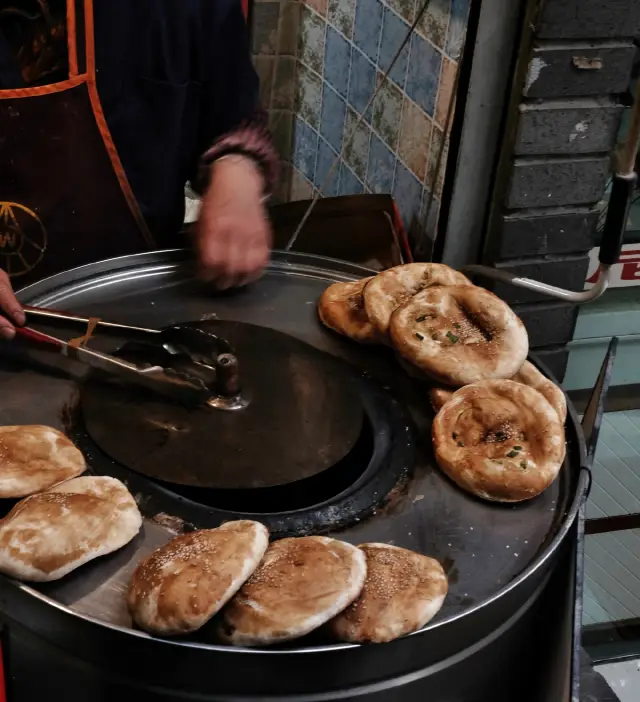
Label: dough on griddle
xmin=318 ymin=277 xmax=382 ymax=344
xmin=432 ymin=380 xmax=566 ymax=503
xmin=0 ymin=425 xmax=85 ymax=498
xmin=430 ymin=361 xmax=566 ymax=422
xmin=364 ymin=263 xmax=472 ymax=336
xmin=390 ymin=286 xmax=528 ymax=387
xmin=0 ymin=476 xmax=141 ymax=582
xmin=218 ymin=536 xmax=367 ymax=646
xmin=128 ymin=521 xmax=269 ymax=636
xmin=512 ymin=361 xmax=567 ymax=423
xmin=329 ymin=543 xmax=448 ymax=643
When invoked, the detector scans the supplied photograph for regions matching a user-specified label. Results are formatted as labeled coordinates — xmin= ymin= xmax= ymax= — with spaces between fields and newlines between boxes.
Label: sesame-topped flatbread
xmin=318 ymin=277 xmax=382 ymax=344
xmin=363 ymin=263 xmax=472 ymax=336
xmin=513 ymin=361 xmax=567 ymax=423
xmin=432 ymin=379 xmax=566 ymax=502
xmin=390 ymin=285 xmax=529 ymax=387
xmin=128 ymin=521 xmax=269 ymax=636
xmin=329 ymin=543 xmax=448 ymax=644
xmin=218 ymin=536 xmax=367 ymax=646
xmin=0 ymin=425 xmax=86 ymax=498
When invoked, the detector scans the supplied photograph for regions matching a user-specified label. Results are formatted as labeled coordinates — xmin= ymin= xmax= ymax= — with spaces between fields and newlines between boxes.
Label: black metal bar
xmin=586 ymin=513 xmax=640 ymax=535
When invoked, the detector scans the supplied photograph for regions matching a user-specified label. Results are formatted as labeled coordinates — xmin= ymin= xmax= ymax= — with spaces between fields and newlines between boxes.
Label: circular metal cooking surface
xmin=0 ymin=250 xmax=584 ymax=664
xmin=80 ymin=320 xmax=365 ymax=490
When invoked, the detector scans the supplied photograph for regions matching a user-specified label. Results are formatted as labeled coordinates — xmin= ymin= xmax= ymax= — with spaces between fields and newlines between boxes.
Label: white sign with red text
xmin=585 ymin=243 xmax=640 ymax=288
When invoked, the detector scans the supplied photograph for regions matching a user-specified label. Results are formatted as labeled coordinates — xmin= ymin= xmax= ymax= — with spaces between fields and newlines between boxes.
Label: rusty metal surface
xmin=0 ymin=250 xmax=584 ymax=647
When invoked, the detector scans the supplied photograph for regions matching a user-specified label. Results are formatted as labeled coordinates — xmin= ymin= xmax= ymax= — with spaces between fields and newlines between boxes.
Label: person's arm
xmin=0 ymin=270 xmax=25 ymax=339
xmin=193 ymin=0 xmax=279 ymax=289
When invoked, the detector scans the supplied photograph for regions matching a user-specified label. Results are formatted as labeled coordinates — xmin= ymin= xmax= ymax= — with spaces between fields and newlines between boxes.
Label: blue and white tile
xmin=418 ymin=0 xmax=451 ymax=50
xmin=293 ymin=118 xmax=319 ymax=182
xmin=353 ymin=0 xmax=384 ymax=64
xmin=378 ymin=7 xmax=410 ymax=89
xmin=372 ymin=76 xmax=403 ymax=151
xmin=406 ymin=33 xmax=442 ymax=117
xmin=343 ymin=107 xmax=371 ymax=180
xmin=315 ymin=136 xmax=340 ymax=196
xmin=393 ymin=161 xmax=423 ymax=231
xmin=328 ymin=0 xmax=357 ymax=39
xmin=348 ymin=47 xmax=377 ymax=116
xmin=297 ymin=63 xmax=323 ymax=129
xmin=299 ymin=5 xmax=327 ymax=74
xmin=366 ymin=133 xmax=396 ymax=194
xmin=339 ymin=163 xmax=365 ymax=195
xmin=324 ymin=26 xmax=351 ymax=98
xmin=320 ymin=82 xmax=347 ymax=152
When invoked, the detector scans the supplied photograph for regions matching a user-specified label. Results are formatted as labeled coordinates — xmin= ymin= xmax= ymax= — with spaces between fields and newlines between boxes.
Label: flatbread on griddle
xmin=0 ymin=425 xmax=86 ymax=498
xmin=128 ymin=521 xmax=269 ymax=636
xmin=0 ymin=476 xmax=141 ymax=581
xmin=318 ymin=277 xmax=382 ymax=344
xmin=218 ymin=536 xmax=367 ymax=646
xmin=432 ymin=380 xmax=566 ymax=503
xmin=390 ymin=285 xmax=528 ymax=387
xmin=329 ymin=543 xmax=447 ymax=644
xmin=430 ymin=361 xmax=566 ymax=422
xmin=512 ymin=361 xmax=567 ymax=423
xmin=364 ymin=263 xmax=472 ymax=336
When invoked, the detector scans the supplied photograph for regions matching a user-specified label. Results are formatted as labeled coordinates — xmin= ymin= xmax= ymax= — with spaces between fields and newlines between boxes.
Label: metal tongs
xmin=15 ymin=306 xmax=245 ymax=410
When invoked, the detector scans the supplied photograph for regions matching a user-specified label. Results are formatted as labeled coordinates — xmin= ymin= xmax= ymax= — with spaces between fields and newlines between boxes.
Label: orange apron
xmin=0 ymin=0 xmax=155 ymax=288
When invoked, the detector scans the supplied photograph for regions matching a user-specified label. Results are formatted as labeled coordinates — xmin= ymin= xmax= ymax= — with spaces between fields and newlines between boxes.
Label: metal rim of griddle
xmin=5 ymin=250 xmax=589 ymax=664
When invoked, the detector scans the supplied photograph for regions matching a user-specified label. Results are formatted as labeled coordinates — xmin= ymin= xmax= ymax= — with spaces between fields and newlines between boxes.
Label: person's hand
xmin=0 ymin=270 xmax=25 ymax=340
xmin=195 ymin=154 xmax=272 ymax=289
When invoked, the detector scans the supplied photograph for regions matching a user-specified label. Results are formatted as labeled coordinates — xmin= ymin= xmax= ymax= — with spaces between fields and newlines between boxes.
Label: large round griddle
xmin=80 ymin=320 xmax=364 ymax=489
xmin=0 ymin=251 xmax=587 ymax=699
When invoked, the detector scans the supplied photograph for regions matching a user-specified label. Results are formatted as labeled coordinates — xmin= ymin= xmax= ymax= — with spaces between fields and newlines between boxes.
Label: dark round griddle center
xmin=80 ymin=321 xmax=365 ymax=490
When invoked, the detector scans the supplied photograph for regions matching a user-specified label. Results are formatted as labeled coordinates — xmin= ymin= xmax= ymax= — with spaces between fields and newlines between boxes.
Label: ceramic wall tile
xmin=372 ymin=77 xmax=403 ymax=151
xmin=398 ymin=97 xmax=432 ymax=182
xmin=367 ymin=133 xmax=395 ymax=193
xmin=324 ymin=26 xmax=351 ymax=97
xmin=378 ymin=7 xmax=410 ymax=89
xmin=252 ymin=2 xmax=280 ymax=55
xmin=353 ymin=0 xmax=384 ymax=64
xmin=254 ymin=0 xmax=470 ymax=252
xmin=406 ymin=33 xmax=442 ymax=117
xmin=300 ymin=5 xmax=327 ymax=74
xmin=320 ymin=83 xmax=348 ymax=152
xmin=328 ymin=0 xmax=357 ymax=39
xmin=315 ymin=137 xmax=341 ymax=195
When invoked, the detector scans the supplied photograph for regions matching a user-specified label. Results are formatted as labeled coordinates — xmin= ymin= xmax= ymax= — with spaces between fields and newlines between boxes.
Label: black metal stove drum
xmin=0 ymin=251 xmax=591 ymax=701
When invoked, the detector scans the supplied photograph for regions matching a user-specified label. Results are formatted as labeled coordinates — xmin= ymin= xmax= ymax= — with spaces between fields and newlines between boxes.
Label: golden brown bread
xmin=432 ymin=379 xmax=566 ymax=502
xmin=0 ymin=425 xmax=85 ymax=498
xmin=0 ymin=476 xmax=141 ymax=581
xmin=363 ymin=263 xmax=472 ymax=336
xmin=128 ymin=521 xmax=269 ymax=636
xmin=218 ymin=536 xmax=367 ymax=646
xmin=329 ymin=543 xmax=447 ymax=643
xmin=317 ymin=277 xmax=382 ymax=344
xmin=390 ymin=285 xmax=529 ymax=386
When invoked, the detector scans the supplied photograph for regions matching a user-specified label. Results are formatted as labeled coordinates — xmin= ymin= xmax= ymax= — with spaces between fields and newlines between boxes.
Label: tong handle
xmin=23 ymin=305 xmax=159 ymax=337
xmin=14 ymin=326 xmax=65 ymax=351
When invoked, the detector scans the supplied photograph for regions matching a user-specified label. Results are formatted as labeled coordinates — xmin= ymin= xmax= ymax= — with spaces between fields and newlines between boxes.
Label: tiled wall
xmin=252 ymin=0 xmax=470 ymax=250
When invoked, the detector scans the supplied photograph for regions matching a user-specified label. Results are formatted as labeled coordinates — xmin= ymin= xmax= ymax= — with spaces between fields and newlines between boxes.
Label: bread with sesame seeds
xmin=128 ymin=521 xmax=269 ymax=636
xmin=329 ymin=543 xmax=448 ymax=643
xmin=432 ymin=379 xmax=566 ymax=502
xmin=363 ymin=263 xmax=472 ymax=337
xmin=0 ymin=425 xmax=86 ymax=498
xmin=390 ymin=285 xmax=529 ymax=387
xmin=0 ymin=476 xmax=141 ymax=582
xmin=318 ymin=277 xmax=383 ymax=344
xmin=217 ymin=535 xmax=367 ymax=646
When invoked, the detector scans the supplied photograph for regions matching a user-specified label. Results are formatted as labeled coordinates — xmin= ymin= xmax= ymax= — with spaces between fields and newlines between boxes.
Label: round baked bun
xmin=0 ymin=425 xmax=86 ymax=498
xmin=432 ymin=379 xmax=566 ymax=503
xmin=390 ymin=285 xmax=528 ymax=386
xmin=218 ymin=536 xmax=367 ymax=646
xmin=430 ymin=388 xmax=454 ymax=413
xmin=128 ymin=521 xmax=269 ymax=636
xmin=513 ymin=361 xmax=567 ymax=423
xmin=329 ymin=543 xmax=448 ymax=644
xmin=0 ymin=476 xmax=141 ymax=581
xmin=364 ymin=263 xmax=472 ymax=336
xmin=318 ymin=277 xmax=381 ymax=344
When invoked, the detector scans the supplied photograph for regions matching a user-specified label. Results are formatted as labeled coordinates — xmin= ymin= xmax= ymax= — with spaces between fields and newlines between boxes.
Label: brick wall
xmin=483 ymin=0 xmax=639 ymax=381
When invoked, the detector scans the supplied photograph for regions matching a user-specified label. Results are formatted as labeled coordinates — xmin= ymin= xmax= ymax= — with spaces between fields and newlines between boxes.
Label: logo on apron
xmin=0 ymin=202 xmax=47 ymax=277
